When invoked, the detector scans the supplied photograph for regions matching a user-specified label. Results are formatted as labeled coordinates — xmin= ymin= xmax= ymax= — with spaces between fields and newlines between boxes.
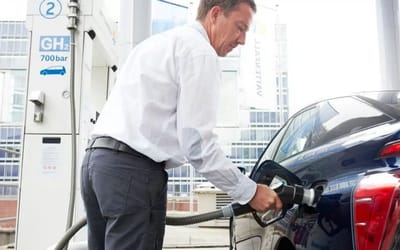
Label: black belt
xmin=87 ymin=136 xmax=149 ymax=160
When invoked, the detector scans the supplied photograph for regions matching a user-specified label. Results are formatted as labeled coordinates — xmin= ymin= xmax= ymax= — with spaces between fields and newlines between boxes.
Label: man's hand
xmin=248 ymin=184 xmax=283 ymax=213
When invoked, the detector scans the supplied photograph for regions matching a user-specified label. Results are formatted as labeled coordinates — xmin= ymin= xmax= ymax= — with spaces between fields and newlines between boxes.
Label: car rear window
xmin=274 ymin=96 xmax=393 ymax=162
xmin=311 ymin=97 xmax=392 ymax=145
xmin=358 ymin=91 xmax=400 ymax=111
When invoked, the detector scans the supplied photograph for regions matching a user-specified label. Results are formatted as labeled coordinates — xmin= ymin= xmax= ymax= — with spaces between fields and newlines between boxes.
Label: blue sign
xmin=40 ymin=36 xmax=70 ymax=52
xmin=39 ymin=0 xmax=62 ymax=19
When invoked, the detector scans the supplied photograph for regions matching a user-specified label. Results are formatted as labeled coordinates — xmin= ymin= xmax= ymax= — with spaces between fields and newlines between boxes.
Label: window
xmin=250 ymin=112 xmax=256 ymax=122
xmin=257 ymin=112 xmax=263 ymax=123
xmin=174 ymin=184 xmax=180 ymax=193
xmin=243 ymin=148 xmax=249 ymax=158
xmin=181 ymin=184 xmax=189 ymax=193
xmin=241 ymin=130 xmax=250 ymax=141
xmin=12 ymin=165 xmax=18 ymax=176
xmin=249 ymin=148 xmax=256 ymax=158
xmin=274 ymin=107 xmax=318 ymax=162
xmin=0 ymin=186 xmax=17 ymax=196
xmin=257 ymin=148 xmax=264 ymax=157
xmin=250 ymin=130 xmax=256 ymax=140
xmin=180 ymin=165 xmax=189 ymax=177
xmin=271 ymin=112 xmax=277 ymax=123
xmin=273 ymin=97 xmax=392 ymax=162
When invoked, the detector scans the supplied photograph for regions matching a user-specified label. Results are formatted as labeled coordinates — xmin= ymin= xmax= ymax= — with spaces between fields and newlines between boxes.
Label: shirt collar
xmin=188 ymin=21 xmax=210 ymax=44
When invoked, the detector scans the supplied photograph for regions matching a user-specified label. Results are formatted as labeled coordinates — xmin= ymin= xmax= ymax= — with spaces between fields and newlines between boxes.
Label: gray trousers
xmin=80 ymin=148 xmax=167 ymax=250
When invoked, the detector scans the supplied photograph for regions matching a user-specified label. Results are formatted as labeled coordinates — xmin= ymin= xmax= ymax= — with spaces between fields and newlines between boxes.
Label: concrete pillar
xmin=376 ymin=0 xmax=400 ymax=90
xmin=118 ymin=0 xmax=152 ymax=65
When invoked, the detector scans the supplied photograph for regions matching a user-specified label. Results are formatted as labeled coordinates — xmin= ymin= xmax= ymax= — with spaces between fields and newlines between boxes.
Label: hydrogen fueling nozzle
xmin=166 ymin=161 xmax=322 ymax=226
xmin=223 ymin=176 xmax=321 ymax=217
xmin=196 ymin=175 xmax=320 ymax=228
xmin=269 ymin=175 xmax=319 ymax=207
xmin=165 ymin=180 xmax=321 ymax=226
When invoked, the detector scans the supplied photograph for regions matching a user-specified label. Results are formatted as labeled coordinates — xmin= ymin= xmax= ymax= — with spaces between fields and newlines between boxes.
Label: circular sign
xmin=39 ymin=0 xmax=62 ymax=19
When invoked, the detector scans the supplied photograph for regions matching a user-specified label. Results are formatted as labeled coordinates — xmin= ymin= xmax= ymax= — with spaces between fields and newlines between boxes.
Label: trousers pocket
xmin=91 ymin=167 xmax=131 ymax=217
xmin=125 ymin=170 xmax=151 ymax=213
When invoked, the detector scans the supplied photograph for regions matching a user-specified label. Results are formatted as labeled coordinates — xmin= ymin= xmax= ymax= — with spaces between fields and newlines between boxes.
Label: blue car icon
xmin=40 ymin=66 xmax=66 ymax=76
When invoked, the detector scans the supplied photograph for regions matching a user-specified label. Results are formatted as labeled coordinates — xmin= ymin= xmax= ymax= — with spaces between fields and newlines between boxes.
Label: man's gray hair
xmin=196 ymin=0 xmax=257 ymax=21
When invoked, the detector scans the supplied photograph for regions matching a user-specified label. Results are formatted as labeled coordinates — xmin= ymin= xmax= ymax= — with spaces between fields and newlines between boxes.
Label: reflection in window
xmin=274 ymin=97 xmax=392 ymax=162
xmin=275 ymin=107 xmax=318 ymax=162
xmin=312 ymin=97 xmax=392 ymax=146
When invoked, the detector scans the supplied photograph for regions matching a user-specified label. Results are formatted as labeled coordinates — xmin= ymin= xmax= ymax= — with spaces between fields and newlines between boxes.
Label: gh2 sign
xmin=40 ymin=36 xmax=70 ymax=52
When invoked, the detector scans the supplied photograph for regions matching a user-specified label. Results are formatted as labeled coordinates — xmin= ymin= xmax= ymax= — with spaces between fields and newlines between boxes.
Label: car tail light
xmin=353 ymin=172 xmax=400 ymax=250
xmin=379 ymin=141 xmax=400 ymax=158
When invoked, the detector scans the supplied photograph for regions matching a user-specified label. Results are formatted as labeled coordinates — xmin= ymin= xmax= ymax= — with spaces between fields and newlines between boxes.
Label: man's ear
xmin=209 ymin=6 xmax=222 ymax=24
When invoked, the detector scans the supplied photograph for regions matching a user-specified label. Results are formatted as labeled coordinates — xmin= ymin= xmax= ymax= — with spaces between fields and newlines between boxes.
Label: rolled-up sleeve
xmin=176 ymin=53 xmax=256 ymax=204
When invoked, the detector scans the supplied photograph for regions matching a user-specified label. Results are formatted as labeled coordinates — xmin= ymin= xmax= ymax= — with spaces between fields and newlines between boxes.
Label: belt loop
xmin=86 ymin=138 xmax=95 ymax=152
xmin=88 ymin=137 xmax=96 ymax=148
xmin=113 ymin=140 xmax=120 ymax=151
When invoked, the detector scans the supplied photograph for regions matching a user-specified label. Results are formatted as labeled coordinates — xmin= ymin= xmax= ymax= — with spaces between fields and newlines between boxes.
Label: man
xmin=80 ymin=0 xmax=283 ymax=249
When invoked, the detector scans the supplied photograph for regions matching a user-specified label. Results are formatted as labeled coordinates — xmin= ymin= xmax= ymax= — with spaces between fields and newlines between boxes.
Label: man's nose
xmin=238 ymin=32 xmax=246 ymax=45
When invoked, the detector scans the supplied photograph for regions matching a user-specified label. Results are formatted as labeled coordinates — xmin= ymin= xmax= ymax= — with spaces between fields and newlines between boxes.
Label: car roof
xmin=294 ymin=91 xmax=400 ymax=119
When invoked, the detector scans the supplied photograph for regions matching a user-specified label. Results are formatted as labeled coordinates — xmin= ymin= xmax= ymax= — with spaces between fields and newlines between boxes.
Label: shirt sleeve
xmin=176 ymin=53 xmax=257 ymax=204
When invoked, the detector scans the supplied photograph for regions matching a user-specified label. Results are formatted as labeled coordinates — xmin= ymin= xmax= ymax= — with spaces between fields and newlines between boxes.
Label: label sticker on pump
xmin=38 ymin=36 xmax=69 ymax=76
xmin=41 ymin=137 xmax=62 ymax=174
xmin=40 ymin=36 xmax=70 ymax=52
xmin=39 ymin=0 xmax=62 ymax=19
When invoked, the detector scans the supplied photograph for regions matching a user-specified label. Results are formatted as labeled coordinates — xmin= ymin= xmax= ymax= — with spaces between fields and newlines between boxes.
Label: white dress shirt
xmin=91 ymin=21 xmax=257 ymax=204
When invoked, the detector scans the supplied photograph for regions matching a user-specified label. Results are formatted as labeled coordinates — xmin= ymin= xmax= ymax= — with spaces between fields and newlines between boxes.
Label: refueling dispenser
xmin=16 ymin=0 xmax=119 ymax=249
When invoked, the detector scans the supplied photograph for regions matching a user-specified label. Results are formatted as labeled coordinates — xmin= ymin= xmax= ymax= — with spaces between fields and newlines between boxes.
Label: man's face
xmin=210 ymin=3 xmax=254 ymax=57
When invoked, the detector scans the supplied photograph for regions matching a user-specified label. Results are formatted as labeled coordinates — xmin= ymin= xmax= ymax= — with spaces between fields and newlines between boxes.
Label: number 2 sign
xmin=39 ymin=0 xmax=62 ymax=19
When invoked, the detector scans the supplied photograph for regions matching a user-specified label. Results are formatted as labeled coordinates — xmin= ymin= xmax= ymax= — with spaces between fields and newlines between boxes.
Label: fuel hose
xmin=53 ymin=182 xmax=320 ymax=249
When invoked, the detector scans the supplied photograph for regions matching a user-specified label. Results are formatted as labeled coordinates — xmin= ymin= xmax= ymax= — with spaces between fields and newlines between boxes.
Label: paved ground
xmin=0 ymin=220 xmax=231 ymax=250
xmin=0 ymin=244 xmax=13 ymax=250
xmin=163 ymin=224 xmax=230 ymax=249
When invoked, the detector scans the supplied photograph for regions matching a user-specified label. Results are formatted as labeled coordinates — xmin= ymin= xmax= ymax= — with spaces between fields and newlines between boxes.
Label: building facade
xmin=0 ymin=21 xmax=28 ymax=230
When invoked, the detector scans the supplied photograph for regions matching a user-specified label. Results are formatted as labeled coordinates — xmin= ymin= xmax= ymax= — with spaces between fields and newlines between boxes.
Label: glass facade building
xmin=0 ymin=21 xmax=29 ymax=197
xmin=0 ymin=125 xmax=21 ymax=196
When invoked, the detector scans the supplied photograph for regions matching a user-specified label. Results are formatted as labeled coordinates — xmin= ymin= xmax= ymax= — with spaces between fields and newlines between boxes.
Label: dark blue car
xmin=230 ymin=91 xmax=400 ymax=250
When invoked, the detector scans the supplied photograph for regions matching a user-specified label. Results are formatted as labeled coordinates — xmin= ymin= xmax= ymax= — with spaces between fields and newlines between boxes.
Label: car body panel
xmin=231 ymin=92 xmax=400 ymax=250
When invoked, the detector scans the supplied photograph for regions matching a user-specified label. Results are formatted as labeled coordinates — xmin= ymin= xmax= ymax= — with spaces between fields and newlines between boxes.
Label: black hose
xmin=52 ymin=180 xmax=321 ymax=249
xmin=54 ymin=217 xmax=87 ymax=250
xmin=166 ymin=209 xmax=224 ymax=226
xmin=53 ymin=209 xmax=228 ymax=249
